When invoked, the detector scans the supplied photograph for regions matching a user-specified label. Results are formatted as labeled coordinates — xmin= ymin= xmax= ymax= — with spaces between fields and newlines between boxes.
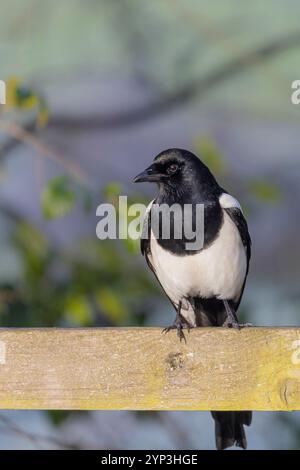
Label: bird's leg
xmin=222 ymin=317 xmax=253 ymax=328
xmin=222 ymin=301 xmax=253 ymax=328
xmin=162 ymin=301 xmax=191 ymax=343
xmin=222 ymin=300 xmax=240 ymax=329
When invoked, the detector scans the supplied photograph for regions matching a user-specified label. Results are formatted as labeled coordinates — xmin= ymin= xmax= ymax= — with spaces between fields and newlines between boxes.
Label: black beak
xmin=133 ymin=164 xmax=167 ymax=183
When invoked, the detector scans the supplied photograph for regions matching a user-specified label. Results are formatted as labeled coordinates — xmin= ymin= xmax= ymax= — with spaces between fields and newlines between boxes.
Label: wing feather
xmin=225 ymin=207 xmax=251 ymax=308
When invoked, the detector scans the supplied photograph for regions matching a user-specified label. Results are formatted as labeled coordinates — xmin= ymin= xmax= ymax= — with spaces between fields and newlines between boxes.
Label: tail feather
xmin=191 ymin=299 xmax=252 ymax=450
xmin=211 ymin=411 xmax=252 ymax=450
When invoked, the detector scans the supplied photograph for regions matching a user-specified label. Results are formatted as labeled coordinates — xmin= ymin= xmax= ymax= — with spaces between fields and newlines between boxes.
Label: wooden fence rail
xmin=0 ymin=327 xmax=300 ymax=410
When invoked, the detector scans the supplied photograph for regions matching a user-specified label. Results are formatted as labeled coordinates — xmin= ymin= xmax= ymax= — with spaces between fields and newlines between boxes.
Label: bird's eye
xmin=167 ymin=163 xmax=179 ymax=174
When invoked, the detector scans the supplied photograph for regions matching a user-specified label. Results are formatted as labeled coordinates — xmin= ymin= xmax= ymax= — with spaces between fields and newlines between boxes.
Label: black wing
xmin=141 ymin=204 xmax=152 ymax=258
xmin=225 ymin=207 xmax=251 ymax=309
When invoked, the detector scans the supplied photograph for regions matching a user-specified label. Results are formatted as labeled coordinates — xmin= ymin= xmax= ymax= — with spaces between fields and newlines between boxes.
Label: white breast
xmin=148 ymin=211 xmax=247 ymax=307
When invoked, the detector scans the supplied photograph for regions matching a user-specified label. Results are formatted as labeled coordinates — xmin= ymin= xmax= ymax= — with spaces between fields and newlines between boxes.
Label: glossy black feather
xmin=224 ymin=207 xmax=251 ymax=310
xmin=211 ymin=411 xmax=252 ymax=450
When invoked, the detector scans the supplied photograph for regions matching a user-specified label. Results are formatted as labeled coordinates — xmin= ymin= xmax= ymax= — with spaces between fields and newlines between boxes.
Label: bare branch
xmin=0 ymin=414 xmax=82 ymax=450
xmin=47 ymin=30 xmax=300 ymax=130
xmin=0 ymin=121 xmax=93 ymax=188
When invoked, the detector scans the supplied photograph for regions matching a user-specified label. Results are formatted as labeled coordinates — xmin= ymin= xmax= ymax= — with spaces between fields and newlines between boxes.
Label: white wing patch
xmin=219 ymin=193 xmax=243 ymax=212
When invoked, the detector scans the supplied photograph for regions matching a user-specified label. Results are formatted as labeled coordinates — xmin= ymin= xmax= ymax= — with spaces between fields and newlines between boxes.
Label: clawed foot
xmin=222 ymin=318 xmax=240 ymax=329
xmin=239 ymin=322 xmax=253 ymax=328
xmin=222 ymin=300 xmax=253 ymax=330
xmin=162 ymin=315 xmax=191 ymax=343
xmin=222 ymin=319 xmax=253 ymax=329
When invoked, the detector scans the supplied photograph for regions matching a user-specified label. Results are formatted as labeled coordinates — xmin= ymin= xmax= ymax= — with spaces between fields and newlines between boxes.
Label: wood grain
xmin=0 ymin=328 xmax=300 ymax=410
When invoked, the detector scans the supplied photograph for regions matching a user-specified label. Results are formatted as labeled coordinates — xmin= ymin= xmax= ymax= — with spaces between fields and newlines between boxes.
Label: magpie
xmin=133 ymin=148 xmax=252 ymax=450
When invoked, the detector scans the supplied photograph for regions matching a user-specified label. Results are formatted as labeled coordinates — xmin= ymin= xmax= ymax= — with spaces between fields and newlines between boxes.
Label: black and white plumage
xmin=134 ymin=148 xmax=252 ymax=450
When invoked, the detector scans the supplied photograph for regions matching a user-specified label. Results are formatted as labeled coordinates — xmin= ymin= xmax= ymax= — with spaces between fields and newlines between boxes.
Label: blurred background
xmin=0 ymin=0 xmax=300 ymax=450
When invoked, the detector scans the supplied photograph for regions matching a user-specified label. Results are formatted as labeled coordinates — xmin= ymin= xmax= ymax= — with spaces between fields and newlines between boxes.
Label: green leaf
xmin=46 ymin=410 xmax=76 ymax=426
xmin=13 ymin=222 xmax=48 ymax=259
xmin=41 ymin=176 xmax=76 ymax=219
xmin=194 ymin=135 xmax=226 ymax=176
xmin=96 ymin=286 xmax=129 ymax=324
xmin=122 ymin=237 xmax=139 ymax=254
xmin=15 ymin=86 xmax=37 ymax=107
xmin=248 ymin=180 xmax=281 ymax=203
xmin=64 ymin=294 xmax=92 ymax=325
xmin=37 ymin=98 xmax=50 ymax=128
xmin=79 ymin=186 xmax=93 ymax=212
xmin=103 ymin=182 xmax=122 ymax=200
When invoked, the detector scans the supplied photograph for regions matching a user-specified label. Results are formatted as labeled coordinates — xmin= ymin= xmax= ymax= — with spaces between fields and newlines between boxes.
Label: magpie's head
xmin=133 ymin=148 xmax=217 ymax=191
